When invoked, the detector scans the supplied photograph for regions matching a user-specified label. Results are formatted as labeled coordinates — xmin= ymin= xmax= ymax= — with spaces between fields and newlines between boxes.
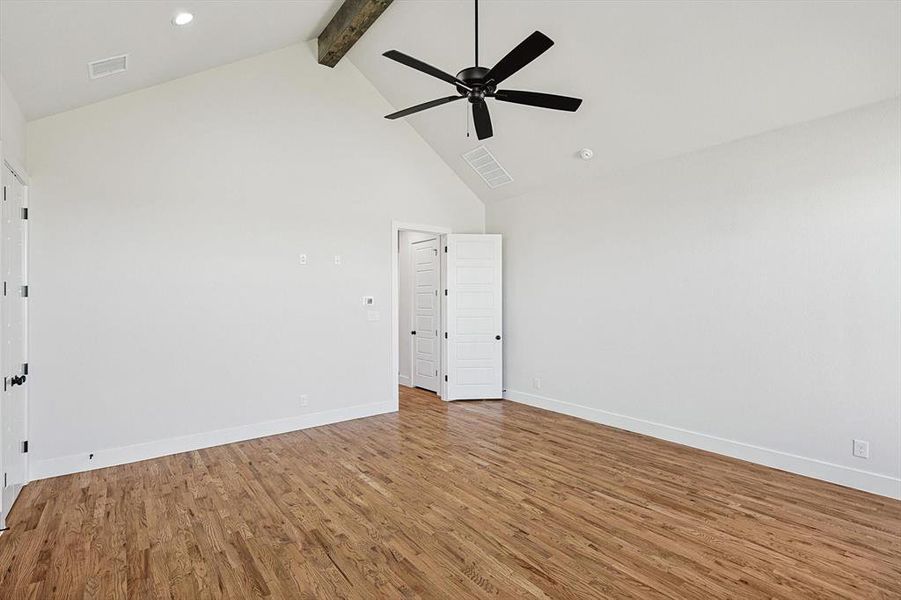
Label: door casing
xmin=391 ymin=222 xmax=452 ymax=407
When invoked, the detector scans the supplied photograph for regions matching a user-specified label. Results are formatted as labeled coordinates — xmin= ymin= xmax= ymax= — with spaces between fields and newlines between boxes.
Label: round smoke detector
xmin=579 ymin=148 xmax=594 ymax=160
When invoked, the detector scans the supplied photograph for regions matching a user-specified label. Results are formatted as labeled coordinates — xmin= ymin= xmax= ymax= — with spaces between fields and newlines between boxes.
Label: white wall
xmin=488 ymin=98 xmax=901 ymax=498
xmin=398 ymin=230 xmax=437 ymax=387
xmin=26 ymin=43 xmax=484 ymax=478
xmin=1 ymin=72 xmax=26 ymax=168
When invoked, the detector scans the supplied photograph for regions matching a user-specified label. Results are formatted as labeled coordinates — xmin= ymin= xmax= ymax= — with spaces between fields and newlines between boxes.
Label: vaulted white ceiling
xmin=2 ymin=1 xmax=899 ymax=203
xmin=349 ymin=0 xmax=901 ymax=201
xmin=0 ymin=0 xmax=338 ymax=119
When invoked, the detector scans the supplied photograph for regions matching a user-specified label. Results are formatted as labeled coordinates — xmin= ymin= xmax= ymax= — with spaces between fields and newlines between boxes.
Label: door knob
xmin=411 ymin=330 xmax=416 ymax=335
xmin=10 ymin=375 xmax=25 ymax=386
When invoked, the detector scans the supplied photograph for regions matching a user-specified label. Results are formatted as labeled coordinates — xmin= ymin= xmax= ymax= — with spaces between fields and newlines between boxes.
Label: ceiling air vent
xmin=462 ymin=146 xmax=513 ymax=188
xmin=88 ymin=54 xmax=128 ymax=80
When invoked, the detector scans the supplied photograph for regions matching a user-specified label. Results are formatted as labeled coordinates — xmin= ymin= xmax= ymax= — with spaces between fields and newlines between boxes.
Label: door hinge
xmin=433 ymin=248 xmax=438 ymax=256
xmin=444 ymin=375 xmax=448 ymax=382
xmin=2 ymin=186 xmax=6 ymax=202
xmin=444 ymin=246 xmax=447 ymax=253
xmin=3 ymin=473 xmax=6 ymax=488
xmin=444 ymin=289 xmax=447 ymax=296
xmin=22 ymin=363 xmax=28 ymax=375
xmin=21 ymin=285 xmax=28 ymax=298
xmin=22 ymin=441 xmax=28 ymax=453
xmin=434 ymin=370 xmax=438 ymax=376
xmin=2 ymin=281 xmax=6 ymax=296
xmin=3 ymin=377 xmax=6 ymax=392
xmin=21 ymin=207 xmax=28 ymax=220
xmin=444 ymin=332 xmax=447 ymax=339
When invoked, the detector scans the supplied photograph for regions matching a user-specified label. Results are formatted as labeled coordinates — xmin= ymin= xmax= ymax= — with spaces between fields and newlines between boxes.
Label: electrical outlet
xmin=532 ymin=377 xmax=542 ymax=390
xmin=334 ymin=255 xmax=342 ymax=265
xmin=299 ymin=254 xmax=307 ymax=265
xmin=853 ymin=439 xmax=869 ymax=459
xmin=300 ymin=395 xmax=309 ymax=407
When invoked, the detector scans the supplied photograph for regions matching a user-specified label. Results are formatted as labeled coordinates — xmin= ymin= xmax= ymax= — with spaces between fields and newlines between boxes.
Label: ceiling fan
xmin=382 ymin=0 xmax=582 ymax=140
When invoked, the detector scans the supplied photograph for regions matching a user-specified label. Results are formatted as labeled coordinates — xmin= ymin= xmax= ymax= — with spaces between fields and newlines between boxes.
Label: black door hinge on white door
xmin=21 ymin=207 xmax=28 ymax=220
xmin=23 ymin=363 xmax=28 ymax=375
xmin=21 ymin=285 xmax=28 ymax=298
xmin=22 ymin=441 xmax=28 ymax=453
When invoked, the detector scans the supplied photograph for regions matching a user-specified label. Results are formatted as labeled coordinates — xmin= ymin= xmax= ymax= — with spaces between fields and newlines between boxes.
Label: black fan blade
xmin=484 ymin=31 xmax=554 ymax=85
xmin=383 ymin=50 xmax=471 ymax=90
xmin=472 ymin=101 xmax=493 ymax=140
xmin=494 ymin=90 xmax=582 ymax=112
xmin=385 ymin=96 xmax=464 ymax=119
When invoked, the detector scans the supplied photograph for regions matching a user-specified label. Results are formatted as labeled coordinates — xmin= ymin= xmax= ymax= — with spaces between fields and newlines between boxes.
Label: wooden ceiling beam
xmin=318 ymin=0 xmax=393 ymax=68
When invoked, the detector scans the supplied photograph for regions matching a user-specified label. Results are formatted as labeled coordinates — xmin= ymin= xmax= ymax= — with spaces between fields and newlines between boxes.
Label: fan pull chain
xmin=466 ymin=103 xmax=471 ymax=138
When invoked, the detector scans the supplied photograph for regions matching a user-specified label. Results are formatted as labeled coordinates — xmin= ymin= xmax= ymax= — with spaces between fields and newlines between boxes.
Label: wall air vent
xmin=462 ymin=146 xmax=513 ymax=189
xmin=88 ymin=54 xmax=128 ymax=80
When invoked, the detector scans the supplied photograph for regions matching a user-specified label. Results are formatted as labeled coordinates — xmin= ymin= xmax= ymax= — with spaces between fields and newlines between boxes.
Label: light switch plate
xmin=299 ymin=254 xmax=307 ymax=265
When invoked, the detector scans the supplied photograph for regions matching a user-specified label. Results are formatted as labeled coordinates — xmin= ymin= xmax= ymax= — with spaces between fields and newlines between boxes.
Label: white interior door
xmin=1 ymin=162 xmax=28 ymax=524
xmin=411 ymin=237 xmax=440 ymax=392
xmin=444 ymin=234 xmax=502 ymax=400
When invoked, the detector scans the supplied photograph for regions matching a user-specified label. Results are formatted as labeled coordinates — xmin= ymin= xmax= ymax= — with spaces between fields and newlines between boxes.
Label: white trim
xmin=30 ymin=400 xmax=394 ymax=481
xmin=398 ymin=374 xmax=413 ymax=388
xmin=504 ymin=389 xmax=901 ymax=500
xmin=391 ymin=221 xmax=452 ymax=406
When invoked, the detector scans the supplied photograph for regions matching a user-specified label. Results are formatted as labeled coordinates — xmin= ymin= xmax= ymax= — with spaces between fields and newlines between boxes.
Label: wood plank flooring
xmin=1 ymin=386 xmax=899 ymax=599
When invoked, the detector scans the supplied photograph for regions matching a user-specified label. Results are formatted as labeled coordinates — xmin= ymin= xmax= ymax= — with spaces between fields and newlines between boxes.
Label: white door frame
xmin=391 ymin=221 xmax=451 ymax=408
xmin=0 ymin=142 xmax=30 ymax=531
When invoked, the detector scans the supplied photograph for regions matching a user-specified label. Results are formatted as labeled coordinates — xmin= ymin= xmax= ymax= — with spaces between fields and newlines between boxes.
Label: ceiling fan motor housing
xmin=456 ymin=66 xmax=495 ymax=100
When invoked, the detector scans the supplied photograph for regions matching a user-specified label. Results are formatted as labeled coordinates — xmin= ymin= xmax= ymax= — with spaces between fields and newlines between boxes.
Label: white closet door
xmin=444 ymin=234 xmax=502 ymax=400
xmin=411 ymin=237 xmax=440 ymax=392
xmin=1 ymin=162 xmax=28 ymax=524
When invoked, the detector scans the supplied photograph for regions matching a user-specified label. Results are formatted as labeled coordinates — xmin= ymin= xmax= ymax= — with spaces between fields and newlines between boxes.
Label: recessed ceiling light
xmin=172 ymin=12 xmax=194 ymax=26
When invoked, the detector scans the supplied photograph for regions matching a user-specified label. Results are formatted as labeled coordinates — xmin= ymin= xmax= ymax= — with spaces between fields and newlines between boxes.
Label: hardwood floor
xmin=1 ymin=387 xmax=899 ymax=599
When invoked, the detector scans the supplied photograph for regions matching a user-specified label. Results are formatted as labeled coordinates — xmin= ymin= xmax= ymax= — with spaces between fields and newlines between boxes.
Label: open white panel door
xmin=444 ymin=234 xmax=502 ymax=400
xmin=1 ymin=162 xmax=28 ymax=527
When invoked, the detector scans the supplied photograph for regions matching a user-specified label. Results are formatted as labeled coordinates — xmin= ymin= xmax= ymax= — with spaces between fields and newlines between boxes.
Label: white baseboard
xmin=504 ymin=389 xmax=901 ymax=500
xmin=30 ymin=400 xmax=396 ymax=481
xmin=399 ymin=374 xmax=412 ymax=388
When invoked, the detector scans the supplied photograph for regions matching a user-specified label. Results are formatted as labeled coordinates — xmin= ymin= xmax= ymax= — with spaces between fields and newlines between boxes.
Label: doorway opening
xmin=400 ymin=232 xmax=442 ymax=394
xmin=392 ymin=222 xmax=450 ymax=407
